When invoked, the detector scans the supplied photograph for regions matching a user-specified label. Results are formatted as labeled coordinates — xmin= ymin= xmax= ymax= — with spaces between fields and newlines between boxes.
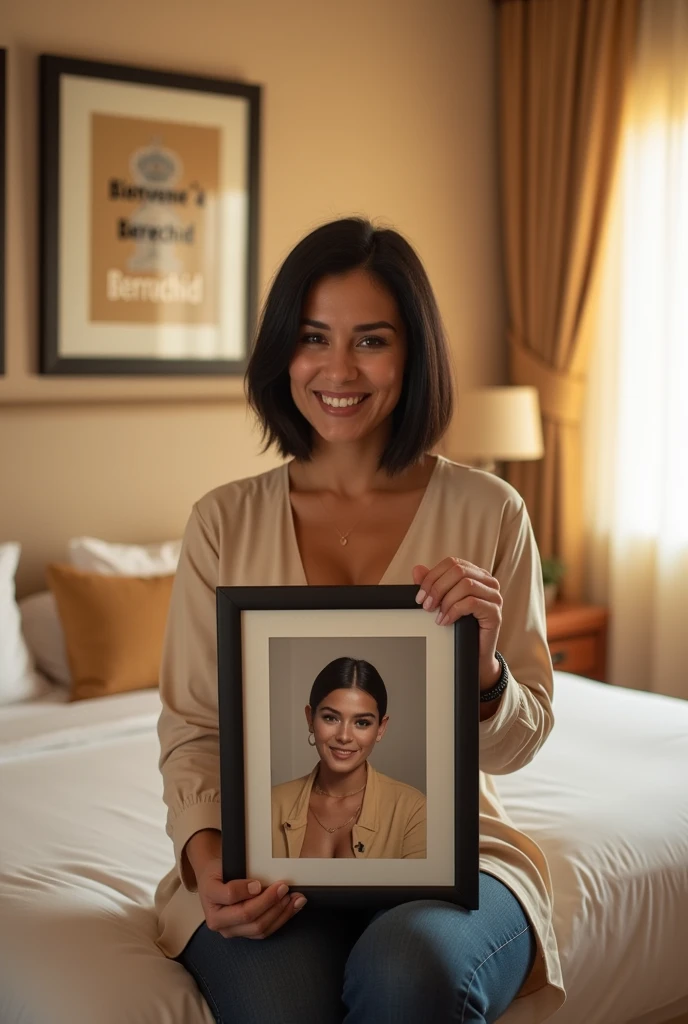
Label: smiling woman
xmin=158 ymin=217 xmax=563 ymax=1024
xmin=246 ymin=219 xmax=451 ymax=478
xmin=271 ymin=656 xmax=427 ymax=860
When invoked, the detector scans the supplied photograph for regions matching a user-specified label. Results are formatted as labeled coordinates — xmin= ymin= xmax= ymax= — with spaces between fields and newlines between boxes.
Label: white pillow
xmin=68 ymin=536 xmax=182 ymax=576
xmin=19 ymin=590 xmax=72 ymax=688
xmin=0 ymin=543 xmax=52 ymax=704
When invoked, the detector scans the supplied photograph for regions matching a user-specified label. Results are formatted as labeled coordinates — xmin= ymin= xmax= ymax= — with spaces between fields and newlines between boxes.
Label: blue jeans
xmin=178 ymin=872 xmax=536 ymax=1024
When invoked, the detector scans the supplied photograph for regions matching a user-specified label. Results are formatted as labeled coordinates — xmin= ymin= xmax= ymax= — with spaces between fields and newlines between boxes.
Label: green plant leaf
xmin=541 ymin=556 xmax=566 ymax=585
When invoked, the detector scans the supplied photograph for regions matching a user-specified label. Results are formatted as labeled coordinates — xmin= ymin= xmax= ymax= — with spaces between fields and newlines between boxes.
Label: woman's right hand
xmin=187 ymin=831 xmax=307 ymax=939
xmin=196 ymin=858 xmax=306 ymax=939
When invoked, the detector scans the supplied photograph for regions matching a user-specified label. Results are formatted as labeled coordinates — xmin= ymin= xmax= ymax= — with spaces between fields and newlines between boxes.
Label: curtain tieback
xmin=509 ymin=342 xmax=586 ymax=426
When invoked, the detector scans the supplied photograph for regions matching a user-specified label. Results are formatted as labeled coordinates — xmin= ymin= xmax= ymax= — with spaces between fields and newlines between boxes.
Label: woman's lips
xmin=329 ymin=748 xmax=357 ymax=760
xmin=313 ymin=391 xmax=371 ymax=417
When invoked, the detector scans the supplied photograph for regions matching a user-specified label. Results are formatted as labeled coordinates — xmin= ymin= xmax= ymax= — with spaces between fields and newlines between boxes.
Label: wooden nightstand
xmin=545 ymin=603 xmax=610 ymax=682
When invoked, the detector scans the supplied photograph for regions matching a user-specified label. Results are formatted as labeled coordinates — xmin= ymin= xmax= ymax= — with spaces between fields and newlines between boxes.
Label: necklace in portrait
xmin=313 ymin=779 xmax=367 ymax=799
xmin=309 ymin=803 xmax=362 ymax=834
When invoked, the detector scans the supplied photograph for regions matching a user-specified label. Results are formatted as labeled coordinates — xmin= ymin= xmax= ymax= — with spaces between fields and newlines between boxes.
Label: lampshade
xmin=450 ymin=386 xmax=544 ymax=463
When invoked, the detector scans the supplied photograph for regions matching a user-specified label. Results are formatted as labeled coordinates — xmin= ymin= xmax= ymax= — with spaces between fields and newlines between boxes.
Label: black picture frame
xmin=217 ymin=585 xmax=480 ymax=911
xmin=39 ymin=54 xmax=260 ymax=376
xmin=0 ymin=50 xmax=6 ymax=376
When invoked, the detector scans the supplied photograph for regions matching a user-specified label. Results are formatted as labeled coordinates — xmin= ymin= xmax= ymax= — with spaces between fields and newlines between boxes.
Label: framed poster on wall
xmin=39 ymin=55 xmax=260 ymax=376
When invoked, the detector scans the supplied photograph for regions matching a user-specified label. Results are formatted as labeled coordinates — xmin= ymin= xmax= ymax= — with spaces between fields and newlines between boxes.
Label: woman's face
xmin=289 ymin=269 xmax=407 ymax=449
xmin=306 ymin=687 xmax=389 ymax=775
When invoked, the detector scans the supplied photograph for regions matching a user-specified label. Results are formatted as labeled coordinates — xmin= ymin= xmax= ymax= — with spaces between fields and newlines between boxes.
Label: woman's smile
xmin=313 ymin=390 xmax=372 ymax=416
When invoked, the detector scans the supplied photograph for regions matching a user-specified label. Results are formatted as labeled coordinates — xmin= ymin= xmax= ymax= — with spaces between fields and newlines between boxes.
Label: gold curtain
xmin=497 ymin=0 xmax=638 ymax=599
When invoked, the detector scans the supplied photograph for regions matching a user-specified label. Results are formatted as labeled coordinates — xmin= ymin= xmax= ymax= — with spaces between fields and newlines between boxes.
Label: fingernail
xmin=277 ymin=883 xmax=289 ymax=899
xmin=293 ymin=897 xmax=307 ymax=911
xmin=282 ymin=894 xmax=291 ymax=907
xmin=415 ymin=589 xmax=426 ymax=605
xmin=439 ymin=615 xmax=449 ymax=627
xmin=247 ymin=880 xmax=261 ymax=895
xmin=435 ymin=609 xmax=443 ymax=624
xmin=423 ymin=595 xmax=434 ymax=611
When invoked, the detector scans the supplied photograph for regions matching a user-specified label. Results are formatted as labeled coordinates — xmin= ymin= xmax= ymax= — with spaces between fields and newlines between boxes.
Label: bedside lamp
xmin=448 ymin=386 xmax=544 ymax=474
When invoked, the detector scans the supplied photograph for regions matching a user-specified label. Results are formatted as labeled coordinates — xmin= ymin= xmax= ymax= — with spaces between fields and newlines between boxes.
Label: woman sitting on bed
xmin=271 ymin=656 xmax=426 ymax=859
xmin=154 ymin=217 xmax=565 ymax=1024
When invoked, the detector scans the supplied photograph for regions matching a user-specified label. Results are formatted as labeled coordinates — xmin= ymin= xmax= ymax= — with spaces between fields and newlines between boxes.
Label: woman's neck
xmin=301 ymin=436 xmax=389 ymax=499
xmin=316 ymin=760 xmax=368 ymax=797
xmin=291 ymin=437 xmax=433 ymax=500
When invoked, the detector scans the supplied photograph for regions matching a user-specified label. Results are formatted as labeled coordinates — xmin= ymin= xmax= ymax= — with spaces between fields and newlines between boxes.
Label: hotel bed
xmin=1 ymin=672 xmax=687 ymax=1024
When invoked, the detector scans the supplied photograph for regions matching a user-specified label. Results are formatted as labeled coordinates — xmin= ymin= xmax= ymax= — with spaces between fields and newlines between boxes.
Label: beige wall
xmin=0 ymin=0 xmax=506 ymax=596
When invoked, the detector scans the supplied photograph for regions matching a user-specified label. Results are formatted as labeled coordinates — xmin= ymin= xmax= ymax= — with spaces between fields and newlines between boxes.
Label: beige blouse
xmin=272 ymin=763 xmax=427 ymax=859
xmin=154 ymin=456 xmax=566 ymax=1023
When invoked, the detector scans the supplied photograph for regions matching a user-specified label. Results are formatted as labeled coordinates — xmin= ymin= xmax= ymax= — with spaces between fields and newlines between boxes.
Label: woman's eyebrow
xmin=319 ymin=705 xmax=375 ymax=718
xmin=301 ymin=318 xmax=397 ymax=333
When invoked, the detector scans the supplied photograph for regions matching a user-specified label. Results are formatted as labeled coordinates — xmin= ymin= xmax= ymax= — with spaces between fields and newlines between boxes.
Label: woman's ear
xmin=376 ymin=714 xmax=390 ymax=742
xmin=304 ymin=705 xmax=314 ymax=731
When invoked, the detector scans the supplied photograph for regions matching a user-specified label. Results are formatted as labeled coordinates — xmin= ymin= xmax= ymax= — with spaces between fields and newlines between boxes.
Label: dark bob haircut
xmin=309 ymin=657 xmax=388 ymax=721
xmin=245 ymin=218 xmax=454 ymax=475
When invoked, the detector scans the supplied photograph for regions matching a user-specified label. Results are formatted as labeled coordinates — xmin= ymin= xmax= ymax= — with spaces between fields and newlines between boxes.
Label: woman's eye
xmin=355 ymin=720 xmax=372 ymax=729
xmin=300 ymin=334 xmax=387 ymax=347
xmin=321 ymin=714 xmax=336 ymax=722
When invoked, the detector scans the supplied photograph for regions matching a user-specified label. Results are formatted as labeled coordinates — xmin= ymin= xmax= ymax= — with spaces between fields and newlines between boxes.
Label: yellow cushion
xmin=45 ymin=563 xmax=174 ymax=701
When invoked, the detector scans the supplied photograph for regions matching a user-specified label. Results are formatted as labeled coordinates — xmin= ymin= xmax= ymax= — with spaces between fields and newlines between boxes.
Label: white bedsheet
xmin=0 ymin=687 xmax=213 ymax=1024
xmin=0 ymin=675 xmax=686 ymax=1024
xmin=494 ymin=677 xmax=688 ymax=1024
xmin=0 ymin=686 xmax=161 ymax=760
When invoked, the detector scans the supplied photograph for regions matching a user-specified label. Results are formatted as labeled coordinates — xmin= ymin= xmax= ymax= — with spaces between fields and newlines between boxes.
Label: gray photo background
xmin=269 ymin=635 xmax=426 ymax=793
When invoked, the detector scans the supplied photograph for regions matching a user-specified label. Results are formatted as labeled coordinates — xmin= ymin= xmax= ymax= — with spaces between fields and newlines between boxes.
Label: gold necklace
xmin=315 ymin=492 xmax=377 ymax=547
xmin=313 ymin=779 xmax=367 ymax=799
xmin=309 ymin=804 xmax=362 ymax=834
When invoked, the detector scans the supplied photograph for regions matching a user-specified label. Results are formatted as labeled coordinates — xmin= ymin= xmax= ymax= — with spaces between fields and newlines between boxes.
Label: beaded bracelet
xmin=479 ymin=650 xmax=509 ymax=703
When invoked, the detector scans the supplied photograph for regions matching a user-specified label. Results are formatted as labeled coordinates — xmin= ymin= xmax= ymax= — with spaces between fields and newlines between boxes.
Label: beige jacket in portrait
xmin=154 ymin=456 xmax=566 ymax=1024
xmin=272 ymin=763 xmax=426 ymax=859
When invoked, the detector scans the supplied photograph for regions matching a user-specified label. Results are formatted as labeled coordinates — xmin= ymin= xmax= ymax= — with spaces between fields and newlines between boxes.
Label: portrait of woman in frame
xmin=271 ymin=655 xmax=427 ymax=860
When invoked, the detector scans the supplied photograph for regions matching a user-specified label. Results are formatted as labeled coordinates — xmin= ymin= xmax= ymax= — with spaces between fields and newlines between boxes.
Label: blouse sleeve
xmin=157 ymin=503 xmax=221 ymax=892
xmin=478 ymin=499 xmax=555 ymax=776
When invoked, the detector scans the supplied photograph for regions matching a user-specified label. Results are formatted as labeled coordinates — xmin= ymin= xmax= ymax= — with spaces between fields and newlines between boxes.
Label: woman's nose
xmin=336 ymin=722 xmax=353 ymax=744
xmin=323 ymin=344 xmax=357 ymax=384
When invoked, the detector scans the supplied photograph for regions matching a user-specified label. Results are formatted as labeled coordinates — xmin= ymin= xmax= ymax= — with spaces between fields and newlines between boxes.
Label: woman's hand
xmin=196 ymin=858 xmax=307 ymax=940
xmin=186 ymin=829 xmax=306 ymax=939
xmin=413 ymin=559 xmax=503 ymax=691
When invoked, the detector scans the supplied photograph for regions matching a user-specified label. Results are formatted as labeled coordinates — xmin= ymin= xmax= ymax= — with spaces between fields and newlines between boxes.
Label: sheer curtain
xmin=582 ymin=0 xmax=688 ymax=699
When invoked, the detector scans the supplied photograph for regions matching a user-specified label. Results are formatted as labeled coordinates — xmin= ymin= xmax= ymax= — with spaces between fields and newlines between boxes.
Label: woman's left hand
xmin=412 ymin=559 xmax=503 ymax=691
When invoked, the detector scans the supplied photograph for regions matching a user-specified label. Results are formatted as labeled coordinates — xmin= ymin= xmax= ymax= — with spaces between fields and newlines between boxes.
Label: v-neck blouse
xmin=154 ymin=456 xmax=565 ymax=1024
xmin=283 ymin=457 xmax=442 ymax=587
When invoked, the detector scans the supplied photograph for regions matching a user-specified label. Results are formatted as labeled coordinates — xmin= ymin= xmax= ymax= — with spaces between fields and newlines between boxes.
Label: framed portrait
xmin=0 ymin=49 xmax=5 ymax=375
xmin=39 ymin=54 xmax=260 ymax=376
xmin=217 ymin=585 xmax=480 ymax=911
